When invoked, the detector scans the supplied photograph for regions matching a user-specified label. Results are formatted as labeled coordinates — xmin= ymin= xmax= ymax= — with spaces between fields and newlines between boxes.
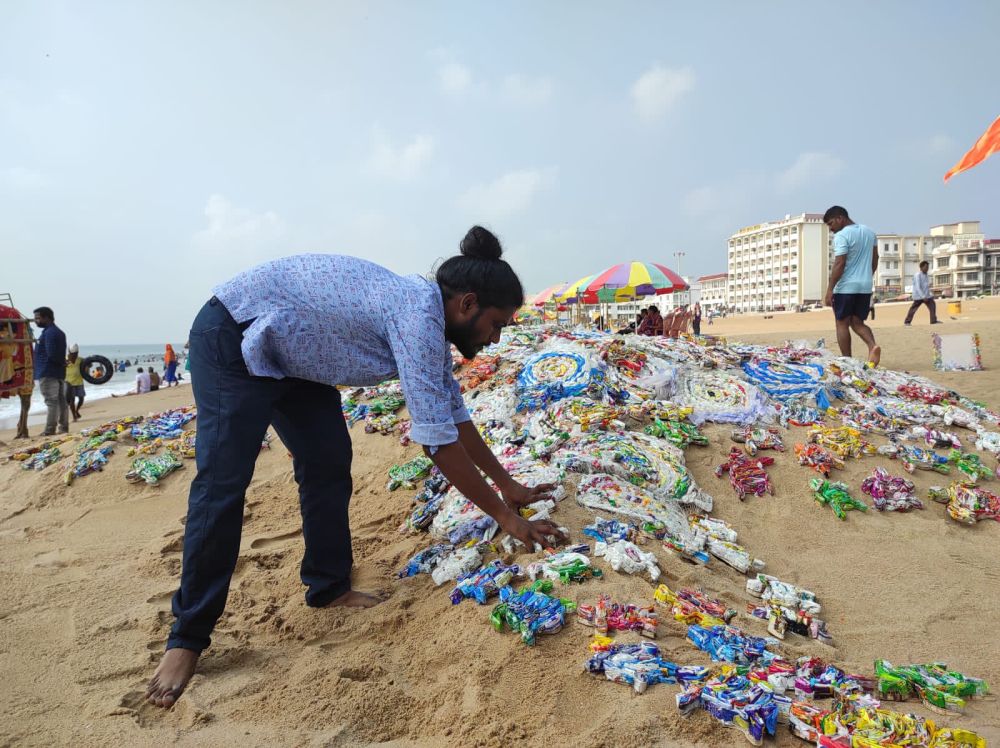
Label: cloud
xmin=194 ymin=194 xmax=284 ymax=247
xmin=457 ymin=168 xmax=556 ymax=219
xmin=439 ymin=62 xmax=473 ymax=95
xmin=1 ymin=166 xmax=46 ymax=190
xmin=630 ymin=65 xmax=695 ymax=122
xmin=681 ymin=186 xmax=717 ymax=216
xmin=897 ymin=133 xmax=956 ymax=159
xmin=776 ymin=151 xmax=844 ymax=193
xmin=924 ymin=134 xmax=956 ymax=155
xmin=502 ymin=74 xmax=553 ymax=106
xmin=366 ymin=130 xmax=435 ymax=180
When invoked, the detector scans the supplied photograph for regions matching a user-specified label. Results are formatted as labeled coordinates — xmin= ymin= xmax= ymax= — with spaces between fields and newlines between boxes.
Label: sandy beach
xmin=2 ymin=300 xmax=999 ymax=747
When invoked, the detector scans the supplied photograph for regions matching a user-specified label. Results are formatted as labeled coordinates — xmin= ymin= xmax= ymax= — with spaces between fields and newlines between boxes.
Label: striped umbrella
xmin=557 ymin=274 xmax=599 ymax=304
xmin=584 ymin=261 xmax=688 ymax=298
xmin=530 ymin=282 xmax=569 ymax=307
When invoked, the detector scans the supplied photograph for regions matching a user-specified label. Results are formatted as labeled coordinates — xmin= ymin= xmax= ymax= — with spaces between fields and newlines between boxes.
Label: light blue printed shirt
xmin=833 ymin=223 xmax=877 ymax=294
xmin=912 ymin=271 xmax=931 ymax=300
xmin=213 ymin=254 xmax=470 ymax=446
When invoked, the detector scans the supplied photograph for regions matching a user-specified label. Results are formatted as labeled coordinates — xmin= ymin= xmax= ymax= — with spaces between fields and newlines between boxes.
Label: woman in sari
xmin=163 ymin=344 xmax=179 ymax=387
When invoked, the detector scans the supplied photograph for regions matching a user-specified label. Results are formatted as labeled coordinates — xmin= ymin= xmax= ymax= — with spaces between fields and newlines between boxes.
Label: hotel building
xmin=727 ymin=214 xmax=833 ymax=312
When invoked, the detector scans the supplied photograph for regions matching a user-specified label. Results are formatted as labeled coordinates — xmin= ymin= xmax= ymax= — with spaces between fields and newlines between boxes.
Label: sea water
xmin=0 ymin=343 xmax=189 ymax=431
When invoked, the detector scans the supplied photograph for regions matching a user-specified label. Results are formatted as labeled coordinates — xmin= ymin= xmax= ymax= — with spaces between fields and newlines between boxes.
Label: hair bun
xmin=460 ymin=225 xmax=503 ymax=261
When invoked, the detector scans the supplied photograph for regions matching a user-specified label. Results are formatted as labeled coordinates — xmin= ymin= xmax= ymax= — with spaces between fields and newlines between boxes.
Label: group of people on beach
xmin=113 ymin=345 xmax=183 ymax=397
xmin=29 ymin=305 xmax=187 ymax=432
xmin=144 ymin=207 xmax=914 ymax=708
xmin=635 ymin=302 xmax=703 ymax=337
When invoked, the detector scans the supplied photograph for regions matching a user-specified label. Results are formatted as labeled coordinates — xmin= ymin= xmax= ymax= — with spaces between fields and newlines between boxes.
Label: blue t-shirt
xmin=833 ymin=223 xmax=876 ymax=294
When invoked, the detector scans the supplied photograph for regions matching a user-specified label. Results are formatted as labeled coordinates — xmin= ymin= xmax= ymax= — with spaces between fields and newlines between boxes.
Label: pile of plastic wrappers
xmin=388 ymin=325 xmax=997 ymax=745
xmin=4 ymin=406 xmax=200 ymax=486
xmin=342 ymin=381 xmax=412 ymax=445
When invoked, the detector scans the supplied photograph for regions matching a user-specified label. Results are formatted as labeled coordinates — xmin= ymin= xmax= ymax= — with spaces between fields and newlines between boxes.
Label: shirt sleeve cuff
xmin=410 ymin=421 xmax=459 ymax=447
xmin=452 ymin=402 xmax=471 ymax=424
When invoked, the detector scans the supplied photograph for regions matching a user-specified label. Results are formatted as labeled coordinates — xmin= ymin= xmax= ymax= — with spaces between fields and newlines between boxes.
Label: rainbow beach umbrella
xmin=557 ymin=274 xmax=599 ymax=304
xmin=530 ymin=282 xmax=569 ymax=307
xmin=584 ymin=261 xmax=688 ymax=298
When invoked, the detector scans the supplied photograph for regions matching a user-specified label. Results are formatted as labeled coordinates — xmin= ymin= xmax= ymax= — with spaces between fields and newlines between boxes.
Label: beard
xmin=445 ymin=310 xmax=484 ymax=360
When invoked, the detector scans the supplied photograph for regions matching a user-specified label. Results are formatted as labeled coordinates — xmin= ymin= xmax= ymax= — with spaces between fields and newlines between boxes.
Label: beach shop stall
xmin=0 ymin=295 xmax=35 ymax=439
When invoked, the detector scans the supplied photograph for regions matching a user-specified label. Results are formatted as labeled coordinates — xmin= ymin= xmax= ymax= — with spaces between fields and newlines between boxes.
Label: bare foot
xmin=868 ymin=345 xmax=881 ymax=368
xmin=323 ymin=589 xmax=382 ymax=608
xmin=146 ymin=647 xmax=199 ymax=708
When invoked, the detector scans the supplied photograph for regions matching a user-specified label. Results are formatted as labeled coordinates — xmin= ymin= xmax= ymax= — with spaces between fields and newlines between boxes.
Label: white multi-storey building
xmin=727 ymin=214 xmax=833 ymax=312
xmin=874 ymin=233 xmax=949 ymax=296
xmin=697 ymin=273 xmax=728 ymax=314
xmin=926 ymin=221 xmax=1000 ymax=297
xmin=873 ymin=221 xmax=997 ymax=299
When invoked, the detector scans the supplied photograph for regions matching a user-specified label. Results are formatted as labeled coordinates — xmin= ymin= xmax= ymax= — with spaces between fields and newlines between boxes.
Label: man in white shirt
xmin=904 ymin=261 xmax=941 ymax=325
xmin=135 ymin=366 xmax=152 ymax=394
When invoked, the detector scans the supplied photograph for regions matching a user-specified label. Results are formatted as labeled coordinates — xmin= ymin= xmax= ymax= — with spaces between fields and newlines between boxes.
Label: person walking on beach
xmin=32 ymin=306 xmax=69 ymax=436
xmin=822 ymin=206 xmax=881 ymax=367
xmin=146 ymin=226 xmax=565 ymax=709
xmin=64 ymin=344 xmax=85 ymax=420
xmin=692 ymin=302 xmax=702 ymax=336
xmin=904 ymin=261 xmax=940 ymax=326
xmin=163 ymin=344 xmax=180 ymax=387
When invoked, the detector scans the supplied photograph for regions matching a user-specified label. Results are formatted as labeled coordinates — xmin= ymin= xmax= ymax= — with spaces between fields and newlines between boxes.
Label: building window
xmin=966 ymin=272 xmax=980 ymax=282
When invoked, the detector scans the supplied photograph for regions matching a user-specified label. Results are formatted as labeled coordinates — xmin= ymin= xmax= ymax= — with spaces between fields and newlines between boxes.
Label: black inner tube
xmin=80 ymin=355 xmax=114 ymax=385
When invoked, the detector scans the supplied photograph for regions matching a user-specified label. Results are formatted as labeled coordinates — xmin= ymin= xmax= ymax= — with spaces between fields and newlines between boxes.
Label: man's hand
xmin=500 ymin=513 xmax=567 ymax=548
xmin=501 ymin=481 xmax=557 ymax=509
xmin=824 ymin=290 xmax=834 ymax=307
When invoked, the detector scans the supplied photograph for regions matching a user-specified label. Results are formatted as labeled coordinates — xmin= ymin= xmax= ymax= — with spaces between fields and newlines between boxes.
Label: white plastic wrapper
xmin=746 ymin=573 xmax=821 ymax=615
xmin=430 ymin=546 xmax=483 ymax=586
xmin=594 ymin=540 xmax=660 ymax=581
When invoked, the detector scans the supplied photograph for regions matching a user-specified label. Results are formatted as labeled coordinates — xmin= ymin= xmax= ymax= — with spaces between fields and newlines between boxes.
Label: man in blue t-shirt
xmin=823 ymin=205 xmax=881 ymax=367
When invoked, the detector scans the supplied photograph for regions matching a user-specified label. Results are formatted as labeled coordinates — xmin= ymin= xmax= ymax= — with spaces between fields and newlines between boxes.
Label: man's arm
xmin=871 ymin=242 xmax=879 ymax=275
xmin=456 ymin=420 xmax=515 ymax=492
xmin=825 ymin=256 xmax=846 ymax=305
xmin=45 ymin=329 xmax=63 ymax=369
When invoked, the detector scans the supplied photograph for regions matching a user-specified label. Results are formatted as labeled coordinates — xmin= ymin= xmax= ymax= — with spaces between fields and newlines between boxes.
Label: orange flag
xmin=944 ymin=115 xmax=1000 ymax=182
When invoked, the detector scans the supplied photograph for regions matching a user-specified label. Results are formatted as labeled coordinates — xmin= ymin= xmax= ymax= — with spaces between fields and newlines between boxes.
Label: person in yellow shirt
xmin=64 ymin=344 xmax=86 ymax=421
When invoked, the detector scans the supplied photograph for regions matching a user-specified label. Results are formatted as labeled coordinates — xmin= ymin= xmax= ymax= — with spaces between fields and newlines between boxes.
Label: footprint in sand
xmin=160 ymin=536 xmax=184 ymax=555
xmin=146 ymin=590 xmax=174 ymax=605
xmin=338 ymin=666 xmax=369 ymax=682
xmin=31 ymin=548 xmax=73 ymax=568
xmin=249 ymin=529 xmax=302 ymax=550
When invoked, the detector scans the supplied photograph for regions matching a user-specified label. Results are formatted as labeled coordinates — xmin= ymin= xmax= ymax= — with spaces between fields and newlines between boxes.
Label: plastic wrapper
xmin=430 ymin=545 xmax=483 ymax=586
xmin=594 ymin=539 xmax=660 ymax=581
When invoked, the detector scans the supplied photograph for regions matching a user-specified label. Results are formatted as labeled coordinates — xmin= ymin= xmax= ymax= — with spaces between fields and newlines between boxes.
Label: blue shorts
xmin=832 ymin=293 xmax=871 ymax=321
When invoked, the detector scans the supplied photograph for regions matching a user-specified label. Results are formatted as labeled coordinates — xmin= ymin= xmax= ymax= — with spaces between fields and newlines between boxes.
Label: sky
xmin=2 ymin=0 xmax=998 ymax=344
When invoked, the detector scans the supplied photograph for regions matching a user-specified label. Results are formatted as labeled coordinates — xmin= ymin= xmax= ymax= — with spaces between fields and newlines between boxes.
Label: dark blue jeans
xmin=168 ymin=298 xmax=354 ymax=653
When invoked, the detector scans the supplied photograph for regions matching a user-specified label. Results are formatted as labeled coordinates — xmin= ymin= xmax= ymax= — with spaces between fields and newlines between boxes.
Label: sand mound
xmin=2 ymin=299 xmax=1000 ymax=746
